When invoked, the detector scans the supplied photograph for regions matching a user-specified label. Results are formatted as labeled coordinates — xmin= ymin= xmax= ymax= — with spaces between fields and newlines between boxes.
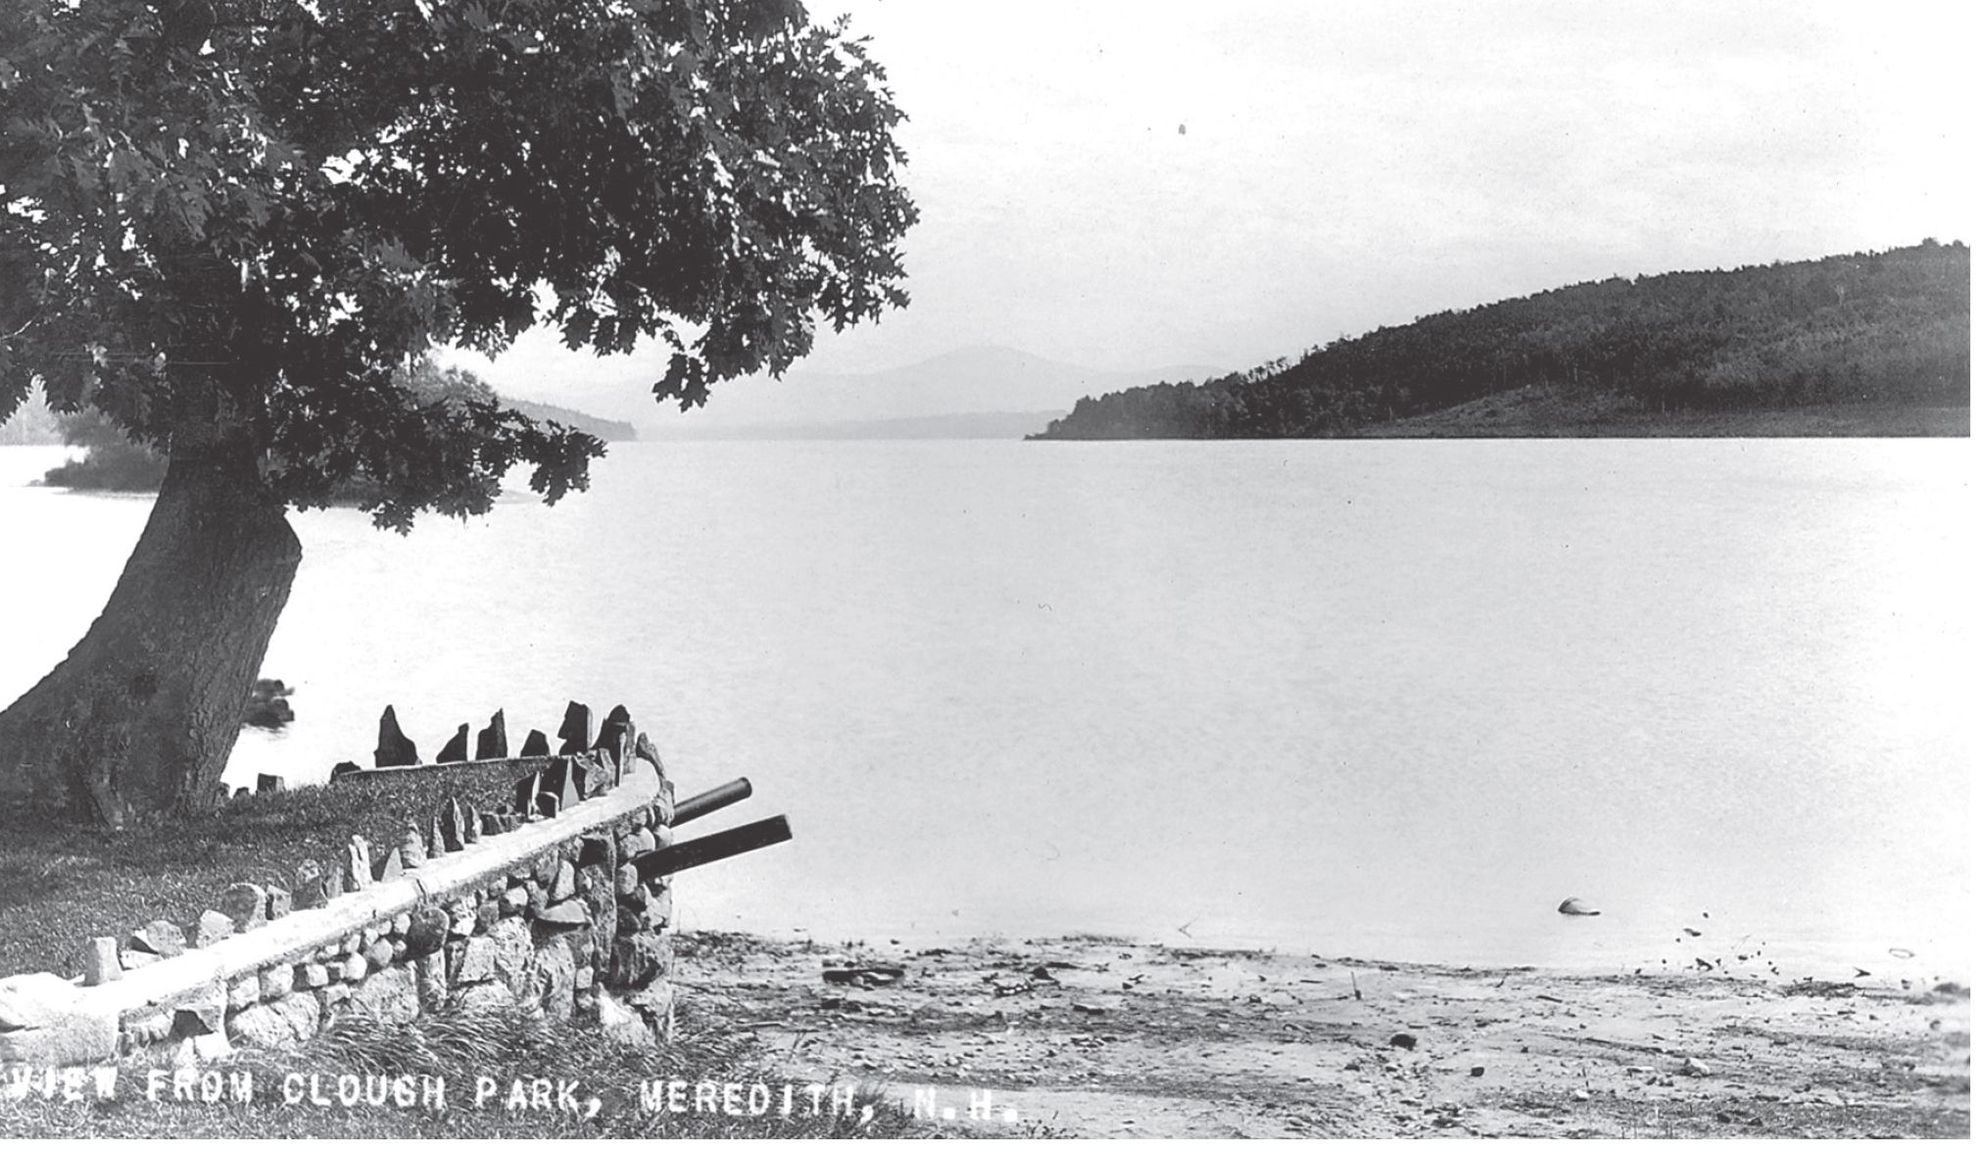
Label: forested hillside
xmin=1031 ymin=241 xmax=1968 ymax=439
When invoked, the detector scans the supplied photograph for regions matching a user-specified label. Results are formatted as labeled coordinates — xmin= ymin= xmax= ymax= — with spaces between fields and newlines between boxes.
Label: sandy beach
xmin=671 ymin=932 xmax=1970 ymax=1139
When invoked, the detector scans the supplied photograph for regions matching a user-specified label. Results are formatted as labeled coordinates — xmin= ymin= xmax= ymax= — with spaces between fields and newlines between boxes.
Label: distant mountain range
xmin=0 ymin=389 xmax=637 ymax=448
xmin=499 ymin=397 xmax=637 ymax=443
xmin=638 ymin=345 xmax=1225 ymax=439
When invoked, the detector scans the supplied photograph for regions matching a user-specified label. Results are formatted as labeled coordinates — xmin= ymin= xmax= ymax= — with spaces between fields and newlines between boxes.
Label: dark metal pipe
xmin=669 ymin=777 xmax=754 ymax=827
xmin=634 ymin=815 xmax=792 ymax=880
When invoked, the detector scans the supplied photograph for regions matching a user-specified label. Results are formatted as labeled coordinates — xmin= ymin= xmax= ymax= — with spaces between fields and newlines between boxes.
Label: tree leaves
xmin=1 ymin=0 xmax=915 ymax=526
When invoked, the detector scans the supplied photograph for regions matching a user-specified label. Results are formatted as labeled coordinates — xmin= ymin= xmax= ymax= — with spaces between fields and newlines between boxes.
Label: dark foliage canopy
xmin=0 ymin=0 xmax=915 ymax=527
xmin=1034 ymin=242 xmax=1968 ymax=439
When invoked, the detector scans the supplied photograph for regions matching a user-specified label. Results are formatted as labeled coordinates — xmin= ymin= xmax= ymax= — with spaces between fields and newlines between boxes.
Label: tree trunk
xmin=0 ymin=440 xmax=300 ymax=825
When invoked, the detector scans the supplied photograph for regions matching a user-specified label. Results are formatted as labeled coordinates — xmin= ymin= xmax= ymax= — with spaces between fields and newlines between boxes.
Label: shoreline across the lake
xmin=671 ymin=931 xmax=1971 ymax=1139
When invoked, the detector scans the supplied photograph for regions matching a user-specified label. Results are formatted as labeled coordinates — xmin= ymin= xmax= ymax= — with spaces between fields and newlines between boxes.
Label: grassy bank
xmin=0 ymin=767 xmax=526 ymax=979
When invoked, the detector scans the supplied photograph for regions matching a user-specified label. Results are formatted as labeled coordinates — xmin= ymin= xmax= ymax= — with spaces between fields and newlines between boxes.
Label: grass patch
xmin=0 ymin=1001 xmax=927 ymax=1138
xmin=0 ymin=765 xmax=528 ymax=979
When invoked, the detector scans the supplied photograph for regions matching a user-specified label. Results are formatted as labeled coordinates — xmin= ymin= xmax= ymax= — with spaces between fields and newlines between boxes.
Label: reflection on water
xmin=1 ymin=439 xmax=1971 ymax=979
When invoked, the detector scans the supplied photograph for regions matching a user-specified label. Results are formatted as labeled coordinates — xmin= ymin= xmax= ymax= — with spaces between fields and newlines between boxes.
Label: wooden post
xmin=632 ymin=816 xmax=791 ymax=881
xmin=669 ymin=778 xmax=753 ymax=827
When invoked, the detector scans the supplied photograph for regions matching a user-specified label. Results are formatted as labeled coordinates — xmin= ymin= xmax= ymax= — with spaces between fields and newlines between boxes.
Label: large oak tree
xmin=0 ymin=0 xmax=915 ymax=823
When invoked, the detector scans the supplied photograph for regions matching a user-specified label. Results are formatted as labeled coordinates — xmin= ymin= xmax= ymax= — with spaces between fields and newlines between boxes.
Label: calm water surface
xmin=1 ymin=439 xmax=1972 ymax=979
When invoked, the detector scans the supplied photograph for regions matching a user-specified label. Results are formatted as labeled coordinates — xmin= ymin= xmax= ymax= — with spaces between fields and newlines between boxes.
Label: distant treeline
xmin=1031 ymin=241 xmax=1969 ymax=439
xmin=35 ymin=359 xmax=634 ymax=492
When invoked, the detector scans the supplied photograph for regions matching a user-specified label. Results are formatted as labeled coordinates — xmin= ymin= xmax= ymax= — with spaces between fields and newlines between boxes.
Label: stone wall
xmin=0 ymin=713 xmax=677 ymax=1069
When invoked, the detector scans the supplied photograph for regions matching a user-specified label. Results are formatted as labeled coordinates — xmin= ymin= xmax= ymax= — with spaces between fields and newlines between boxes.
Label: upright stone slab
xmin=83 ymin=937 xmax=121 ymax=985
xmin=375 ymin=705 xmax=419 ymax=768
xmin=634 ymin=731 xmax=664 ymax=775
xmin=219 ymin=883 xmax=270 ymax=932
xmin=593 ymin=705 xmax=632 ymax=754
xmin=556 ymin=701 xmax=594 ymax=756
xmin=513 ymin=768 xmax=543 ymax=817
xmin=613 ymin=728 xmax=637 ymax=786
xmin=461 ymin=801 xmax=482 ymax=844
xmin=345 ymin=836 xmax=373 ymax=892
xmin=373 ymin=845 xmax=404 ymax=883
xmin=438 ymin=798 xmax=465 ymax=851
xmin=293 ymin=861 xmax=328 ymax=910
xmin=519 ymin=729 xmax=551 ymax=757
xmin=399 ymin=821 xmax=427 ymax=868
xmin=544 ymin=756 xmax=584 ymax=811
xmin=475 ymin=710 xmax=508 ymax=760
xmin=435 ymin=723 xmax=470 ymax=764
xmin=256 ymin=773 xmax=285 ymax=793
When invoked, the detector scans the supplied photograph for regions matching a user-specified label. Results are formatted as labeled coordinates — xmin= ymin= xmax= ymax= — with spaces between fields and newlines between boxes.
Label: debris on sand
xmin=822 ymin=964 xmax=906 ymax=988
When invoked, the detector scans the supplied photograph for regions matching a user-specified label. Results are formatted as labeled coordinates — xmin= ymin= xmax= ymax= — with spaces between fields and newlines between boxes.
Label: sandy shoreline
xmin=670 ymin=932 xmax=1970 ymax=1138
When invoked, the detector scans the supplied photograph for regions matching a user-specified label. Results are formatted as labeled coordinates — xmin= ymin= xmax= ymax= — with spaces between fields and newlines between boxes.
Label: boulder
xmin=265 ymin=886 xmax=293 ymax=921
xmin=535 ymin=900 xmax=590 ymax=930
xmin=227 ymin=974 xmax=260 ymax=1011
xmin=226 ymin=993 xmax=320 ymax=1049
xmin=488 ymin=918 xmax=535 ymax=999
xmin=1557 ymin=897 xmax=1602 ymax=917
xmin=260 ymin=965 xmax=295 ymax=1001
xmin=185 ymin=910 xmax=235 ymax=949
xmin=403 ymin=906 xmax=449 ymax=959
xmin=529 ymin=944 xmax=577 ymax=1021
xmin=456 ymin=982 xmax=514 ymax=1014
xmin=550 ymin=860 xmax=577 ymax=902
xmin=414 ymin=956 xmax=449 ymax=1012
xmin=610 ymin=932 xmax=671 ymax=988
xmin=597 ymin=990 xmax=655 ymax=1049
xmin=292 ymin=861 xmax=329 ymax=910
xmin=345 ymin=967 xmax=420 ymax=1026
xmin=130 ymin=919 xmax=187 ymax=959
xmin=0 ymin=973 xmax=120 ymax=1065
xmin=454 ymin=936 xmax=499 ymax=985
xmin=172 ymin=981 xmax=227 ymax=1036
xmin=518 ymin=729 xmax=551 ymax=757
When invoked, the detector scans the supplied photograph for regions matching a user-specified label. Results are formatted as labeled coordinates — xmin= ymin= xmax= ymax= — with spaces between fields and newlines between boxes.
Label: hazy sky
xmin=468 ymin=0 xmax=1975 ymax=402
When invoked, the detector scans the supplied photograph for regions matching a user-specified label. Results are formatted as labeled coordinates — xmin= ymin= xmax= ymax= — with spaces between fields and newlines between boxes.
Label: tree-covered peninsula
xmin=1031 ymin=242 xmax=1968 ymax=439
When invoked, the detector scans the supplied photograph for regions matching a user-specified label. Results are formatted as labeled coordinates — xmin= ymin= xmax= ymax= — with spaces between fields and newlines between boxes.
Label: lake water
xmin=1 ymin=439 xmax=1972 ymax=981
